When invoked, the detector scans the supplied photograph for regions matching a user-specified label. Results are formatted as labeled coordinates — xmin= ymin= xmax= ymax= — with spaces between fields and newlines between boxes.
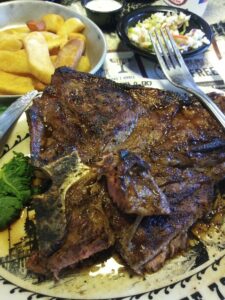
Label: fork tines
xmin=149 ymin=28 xmax=185 ymax=70
xmin=149 ymin=28 xmax=225 ymax=130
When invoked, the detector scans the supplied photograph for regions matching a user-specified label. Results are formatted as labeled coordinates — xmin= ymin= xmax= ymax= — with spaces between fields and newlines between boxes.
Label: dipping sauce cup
xmin=82 ymin=0 xmax=123 ymax=30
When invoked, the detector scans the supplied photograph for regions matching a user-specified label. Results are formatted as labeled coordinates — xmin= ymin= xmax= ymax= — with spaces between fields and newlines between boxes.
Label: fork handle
xmin=0 ymin=90 xmax=39 ymax=141
xmin=183 ymin=86 xmax=225 ymax=130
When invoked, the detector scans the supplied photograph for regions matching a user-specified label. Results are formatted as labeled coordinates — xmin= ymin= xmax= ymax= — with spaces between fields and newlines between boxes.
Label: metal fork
xmin=149 ymin=28 xmax=225 ymax=130
xmin=0 ymin=90 xmax=40 ymax=141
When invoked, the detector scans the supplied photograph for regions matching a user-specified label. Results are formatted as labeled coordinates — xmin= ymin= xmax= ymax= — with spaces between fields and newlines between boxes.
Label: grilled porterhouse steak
xmin=26 ymin=67 xmax=225 ymax=278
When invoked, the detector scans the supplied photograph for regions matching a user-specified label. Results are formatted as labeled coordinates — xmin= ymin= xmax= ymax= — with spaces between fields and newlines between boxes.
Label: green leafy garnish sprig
xmin=0 ymin=152 xmax=33 ymax=230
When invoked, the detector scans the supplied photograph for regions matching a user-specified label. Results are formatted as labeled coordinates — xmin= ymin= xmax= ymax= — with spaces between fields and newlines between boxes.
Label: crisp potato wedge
xmin=24 ymin=31 xmax=55 ymax=84
xmin=41 ymin=31 xmax=65 ymax=50
xmin=68 ymin=32 xmax=86 ymax=42
xmin=42 ymin=14 xmax=65 ymax=33
xmin=0 ymin=37 xmax=23 ymax=51
xmin=50 ymin=55 xmax=57 ymax=64
xmin=0 ymin=31 xmax=28 ymax=42
xmin=41 ymin=31 xmax=58 ymax=40
xmin=54 ymin=38 xmax=85 ymax=68
xmin=0 ymin=50 xmax=30 ymax=74
xmin=57 ymin=18 xmax=85 ymax=48
xmin=1 ymin=26 xmax=30 ymax=34
xmin=76 ymin=55 xmax=91 ymax=72
xmin=0 ymin=70 xmax=34 ymax=95
xmin=57 ymin=18 xmax=85 ymax=37
xmin=0 ymin=14 xmax=90 ymax=95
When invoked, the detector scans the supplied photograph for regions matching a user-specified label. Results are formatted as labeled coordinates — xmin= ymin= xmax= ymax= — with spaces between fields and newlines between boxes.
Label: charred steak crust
xmin=103 ymin=176 xmax=215 ymax=274
xmin=101 ymin=150 xmax=170 ymax=216
xmin=27 ymin=67 xmax=143 ymax=167
xmin=26 ymin=67 xmax=225 ymax=277
xmin=27 ymin=170 xmax=115 ymax=278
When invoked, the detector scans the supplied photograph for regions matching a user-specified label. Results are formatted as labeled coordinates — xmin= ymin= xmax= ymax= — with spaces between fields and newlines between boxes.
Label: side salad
xmin=128 ymin=12 xmax=210 ymax=53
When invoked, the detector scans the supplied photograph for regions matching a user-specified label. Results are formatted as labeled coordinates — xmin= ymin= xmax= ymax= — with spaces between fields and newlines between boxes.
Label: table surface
xmin=151 ymin=0 xmax=225 ymax=24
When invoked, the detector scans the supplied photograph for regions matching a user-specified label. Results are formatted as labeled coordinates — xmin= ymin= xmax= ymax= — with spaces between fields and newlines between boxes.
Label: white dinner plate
xmin=0 ymin=80 xmax=225 ymax=300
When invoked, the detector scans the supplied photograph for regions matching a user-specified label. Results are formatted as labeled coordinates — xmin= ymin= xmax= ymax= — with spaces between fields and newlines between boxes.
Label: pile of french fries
xmin=0 ymin=13 xmax=91 ymax=95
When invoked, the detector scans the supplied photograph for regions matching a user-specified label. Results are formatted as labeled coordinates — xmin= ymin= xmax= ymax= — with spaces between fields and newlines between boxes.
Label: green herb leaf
xmin=0 ymin=152 xmax=33 ymax=230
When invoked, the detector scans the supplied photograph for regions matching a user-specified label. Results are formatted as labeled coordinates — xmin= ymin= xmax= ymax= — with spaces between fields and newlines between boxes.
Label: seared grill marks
xmin=26 ymin=67 xmax=225 ymax=278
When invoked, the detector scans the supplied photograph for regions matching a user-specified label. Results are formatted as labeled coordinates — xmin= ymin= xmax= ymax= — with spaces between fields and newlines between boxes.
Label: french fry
xmin=57 ymin=18 xmax=85 ymax=49
xmin=24 ymin=31 xmax=55 ymax=84
xmin=68 ymin=32 xmax=86 ymax=43
xmin=0 ymin=13 xmax=90 ymax=95
xmin=0 ymin=50 xmax=30 ymax=74
xmin=76 ymin=55 xmax=91 ymax=72
xmin=0 ymin=37 xmax=23 ymax=51
xmin=0 ymin=31 xmax=28 ymax=42
xmin=1 ymin=26 xmax=29 ymax=34
xmin=50 ymin=55 xmax=57 ymax=64
xmin=42 ymin=14 xmax=64 ymax=33
xmin=54 ymin=38 xmax=85 ymax=69
xmin=41 ymin=31 xmax=65 ymax=50
xmin=57 ymin=18 xmax=85 ymax=37
xmin=0 ymin=70 xmax=34 ymax=95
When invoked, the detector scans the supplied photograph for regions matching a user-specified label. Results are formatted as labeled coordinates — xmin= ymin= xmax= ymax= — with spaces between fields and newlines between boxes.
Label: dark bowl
xmin=117 ymin=5 xmax=213 ymax=60
xmin=82 ymin=0 xmax=123 ymax=30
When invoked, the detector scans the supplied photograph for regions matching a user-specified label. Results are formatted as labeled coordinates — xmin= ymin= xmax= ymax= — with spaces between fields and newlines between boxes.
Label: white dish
xmin=0 ymin=0 xmax=106 ymax=100
xmin=0 ymin=81 xmax=225 ymax=300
